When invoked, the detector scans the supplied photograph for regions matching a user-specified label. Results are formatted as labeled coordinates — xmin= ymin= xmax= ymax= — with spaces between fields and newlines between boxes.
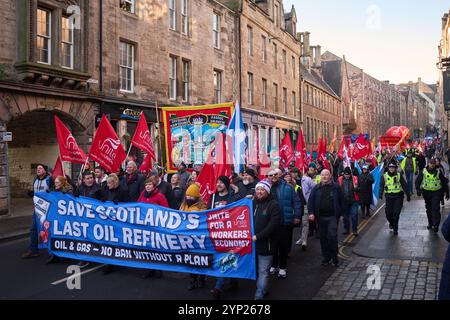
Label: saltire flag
xmin=52 ymin=156 xmax=65 ymax=179
xmin=54 ymin=115 xmax=87 ymax=164
xmin=371 ymin=163 xmax=384 ymax=208
xmin=279 ymin=132 xmax=295 ymax=169
xmin=131 ymin=113 xmax=156 ymax=161
xmin=89 ymin=115 xmax=127 ymax=173
xmin=354 ymin=160 xmax=362 ymax=175
xmin=294 ymin=129 xmax=307 ymax=173
xmin=226 ymin=101 xmax=246 ymax=174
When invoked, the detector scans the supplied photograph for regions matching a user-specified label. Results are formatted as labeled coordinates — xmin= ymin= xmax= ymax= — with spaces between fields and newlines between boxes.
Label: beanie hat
xmin=308 ymin=162 xmax=316 ymax=169
xmin=217 ymin=176 xmax=231 ymax=190
xmin=186 ymin=183 xmax=201 ymax=198
xmin=245 ymin=167 xmax=257 ymax=179
xmin=256 ymin=180 xmax=272 ymax=194
xmin=343 ymin=167 xmax=352 ymax=175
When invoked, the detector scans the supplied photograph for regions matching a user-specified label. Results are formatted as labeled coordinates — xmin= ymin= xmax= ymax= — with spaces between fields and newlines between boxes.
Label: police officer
xmin=415 ymin=158 xmax=450 ymax=233
xmin=379 ymin=161 xmax=410 ymax=236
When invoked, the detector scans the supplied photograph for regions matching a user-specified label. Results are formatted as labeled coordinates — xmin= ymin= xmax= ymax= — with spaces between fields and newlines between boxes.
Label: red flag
xmin=337 ymin=136 xmax=349 ymax=159
xmin=215 ymin=133 xmax=231 ymax=179
xmin=139 ymin=153 xmax=153 ymax=174
xmin=308 ymin=145 xmax=314 ymax=164
xmin=131 ymin=113 xmax=156 ymax=161
xmin=88 ymin=115 xmax=126 ymax=173
xmin=55 ymin=116 xmax=87 ymax=164
xmin=52 ymin=156 xmax=65 ymax=179
xmin=258 ymin=151 xmax=271 ymax=180
xmin=320 ymin=138 xmax=330 ymax=170
xmin=352 ymin=133 xmax=370 ymax=160
xmin=279 ymin=132 xmax=295 ymax=169
xmin=294 ymin=129 xmax=307 ymax=173
xmin=197 ymin=144 xmax=217 ymax=204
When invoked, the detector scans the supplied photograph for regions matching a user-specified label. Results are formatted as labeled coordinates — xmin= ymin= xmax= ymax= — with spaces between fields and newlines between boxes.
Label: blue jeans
xmin=29 ymin=212 xmax=39 ymax=253
xmin=343 ymin=202 xmax=359 ymax=232
xmin=405 ymin=171 xmax=414 ymax=195
xmin=255 ymin=255 xmax=273 ymax=300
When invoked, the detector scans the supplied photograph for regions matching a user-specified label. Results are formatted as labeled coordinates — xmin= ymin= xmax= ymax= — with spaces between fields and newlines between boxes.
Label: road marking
xmin=338 ymin=203 xmax=386 ymax=259
xmin=51 ymin=264 xmax=105 ymax=286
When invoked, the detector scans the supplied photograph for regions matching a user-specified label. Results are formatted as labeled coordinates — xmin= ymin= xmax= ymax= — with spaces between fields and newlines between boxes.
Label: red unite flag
xmin=294 ymin=129 xmax=307 ymax=173
xmin=279 ymin=133 xmax=295 ymax=169
xmin=52 ymin=156 xmax=65 ymax=179
xmin=352 ymin=133 xmax=370 ymax=160
xmin=54 ymin=116 xmax=87 ymax=164
xmin=89 ymin=115 xmax=126 ymax=173
xmin=197 ymin=144 xmax=217 ymax=204
xmin=131 ymin=113 xmax=156 ymax=161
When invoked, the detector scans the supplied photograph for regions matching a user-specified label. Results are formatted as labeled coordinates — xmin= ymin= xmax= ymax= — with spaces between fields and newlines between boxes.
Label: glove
xmin=379 ymin=195 xmax=382 ymax=200
xmin=101 ymin=198 xmax=106 ymax=203
xmin=417 ymin=191 xmax=422 ymax=197
xmin=415 ymin=172 xmax=419 ymax=176
xmin=62 ymin=191 xmax=67 ymax=195
xmin=113 ymin=200 xmax=119 ymax=205
xmin=46 ymin=189 xmax=50 ymax=193
xmin=407 ymin=195 xmax=411 ymax=202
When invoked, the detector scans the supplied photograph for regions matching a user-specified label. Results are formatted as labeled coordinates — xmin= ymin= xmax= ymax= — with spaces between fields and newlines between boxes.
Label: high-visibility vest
xmin=313 ymin=175 xmax=321 ymax=184
xmin=377 ymin=154 xmax=382 ymax=165
xmin=421 ymin=168 xmax=442 ymax=191
xmin=384 ymin=172 xmax=402 ymax=194
xmin=401 ymin=157 xmax=417 ymax=173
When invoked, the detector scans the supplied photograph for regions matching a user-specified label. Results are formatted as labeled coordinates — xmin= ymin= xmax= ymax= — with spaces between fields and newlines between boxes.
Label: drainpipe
xmin=99 ymin=0 xmax=103 ymax=92
xmin=238 ymin=1 xmax=243 ymax=102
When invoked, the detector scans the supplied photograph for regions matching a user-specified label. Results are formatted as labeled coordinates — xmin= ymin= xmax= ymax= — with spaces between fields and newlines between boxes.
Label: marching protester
xmin=400 ymin=151 xmax=418 ymax=196
xmin=46 ymin=176 xmax=73 ymax=264
xmin=417 ymin=151 xmax=427 ymax=173
xmin=186 ymin=170 xmax=199 ymax=188
xmin=177 ymin=162 xmax=190 ymax=189
xmin=379 ymin=161 xmax=410 ymax=236
xmin=74 ymin=171 xmax=100 ymax=268
xmin=290 ymin=167 xmax=316 ymax=251
xmin=22 ymin=164 xmax=53 ymax=259
xmin=308 ymin=169 xmax=343 ymax=267
xmin=179 ymin=183 xmax=208 ymax=290
xmin=168 ymin=173 xmax=184 ymax=210
xmin=415 ymin=158 xmax=449 ymax=232
xmin=338 ymin=167 xmax=360 ymax=236
xmin=236 ymin=167 xmax=258 ymax=199
xmin=307 ymin=163 xmax=321 ymax=184
xmin=94 ymin=166 xmax=108 ymax=188
xmin=252 ymin=179 xmax=281 ymax=300
xmin=268 ymin=169 xmax=302 ymax=279
xmin=358 ymin=165 xmax=374 ymax=219
xmin=150 ymin=169 xmax=172 ymax=200
xmin=138 ymin=176 xmax=169 ymax=279
xmin=439 ymin=212 xmax=450 ymax=300
xmin=208 ymin=176 xmax=241 ymax=300
xmin=75 ymin=171 xmax=100 ymax=198
xmin=120 ymin=161 xmax=145 ymax=202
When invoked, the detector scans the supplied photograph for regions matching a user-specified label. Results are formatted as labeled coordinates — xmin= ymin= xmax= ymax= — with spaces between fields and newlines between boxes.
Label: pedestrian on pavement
xmin=252 ymin=179 xmax=281 ymax=300
xmin=338 ymin=167 xmax=360 ymax=236
xmin=415 ymin=158 xmax=450 ymax=232
xmin=120 ymin=161 xmax=145 ymax=202
xmin=358 ymin=165 xmax=374 ymax=219
xmin=290 ymin=167 xmax=316 ymax=251
xmin=439 ymin=212 xmax=450 ymax=300
xmin=268 ymin=169 xmax=302 ymax=279
xmin=236 ymin=167 xmax=259 ymax=199
xmin=94 ymin=166 xmax=108 ymax=189
xmin=22 ymin=164 xmax=53 ymax=259
xmin=209 ymin=176 xmax=241 ymax=300
xmin=138 ymin=175 xmax=169 ymax=279
xmin=308 ymin=169 xmax=343 ymax=267
xmin=168 ymin=173 xmax=184 ymax=210
xmin=177 ymin=162 xmax=191 ymax=189
xmin=179 ymin=183 xmax=208 ymax=290
xmin=379 ymin=161 xmax=410 ymax=236
xmin=401 ymin=151 xmax=418 ymax=196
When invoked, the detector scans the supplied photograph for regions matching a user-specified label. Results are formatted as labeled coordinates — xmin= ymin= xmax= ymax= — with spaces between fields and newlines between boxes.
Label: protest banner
xmin=162 ymin=103 xmax=234 ymax=173
xmin=33 ymin=193 xmax=256 ymax=279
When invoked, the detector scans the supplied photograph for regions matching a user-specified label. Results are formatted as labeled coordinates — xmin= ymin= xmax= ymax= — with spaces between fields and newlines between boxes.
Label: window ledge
xmin=14 ymin=62 xmax=90 ymax=90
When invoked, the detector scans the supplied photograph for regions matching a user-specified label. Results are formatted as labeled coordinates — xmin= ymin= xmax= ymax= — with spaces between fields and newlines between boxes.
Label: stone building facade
xmin=438 ymin=10 xmax=450 ymax=147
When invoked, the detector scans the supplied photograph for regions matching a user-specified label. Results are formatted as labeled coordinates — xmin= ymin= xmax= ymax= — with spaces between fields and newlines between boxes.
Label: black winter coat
xmin=94 ymin=185 xmax=130 ymax=203
xmin=358 ymin=173 xmax=374 ymax=205
xmin=120 ymin=172 xmax=145 ymax=202
xmin=252 ymin=195 xmax=281 ymax=256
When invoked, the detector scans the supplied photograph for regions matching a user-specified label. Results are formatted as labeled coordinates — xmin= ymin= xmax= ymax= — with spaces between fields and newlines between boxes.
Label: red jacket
xmin=138 ymin=189 xmax=169 ymax=208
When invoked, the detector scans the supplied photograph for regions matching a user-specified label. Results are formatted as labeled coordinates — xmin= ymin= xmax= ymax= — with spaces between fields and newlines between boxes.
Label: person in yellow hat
xmin=179 ymin=183 xmax=208 ymax=290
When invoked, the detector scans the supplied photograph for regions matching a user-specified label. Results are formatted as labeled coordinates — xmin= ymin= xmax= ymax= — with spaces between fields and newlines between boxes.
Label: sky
xmin=284 ymin=0 xmax=449 ymax=84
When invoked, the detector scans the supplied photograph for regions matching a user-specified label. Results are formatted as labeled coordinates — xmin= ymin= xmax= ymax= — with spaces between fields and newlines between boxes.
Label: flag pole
xmin=60 ymin=156 xmax=65 ymax=178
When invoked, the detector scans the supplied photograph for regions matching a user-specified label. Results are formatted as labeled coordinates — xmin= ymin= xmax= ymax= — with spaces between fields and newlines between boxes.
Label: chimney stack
xmin=303 ymin=32 xmax=311 ymax=57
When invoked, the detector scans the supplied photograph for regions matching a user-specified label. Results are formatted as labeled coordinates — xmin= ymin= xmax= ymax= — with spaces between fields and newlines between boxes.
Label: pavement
xmin=314 ymin=197 xmax=448 ymax=300
xmin=0 ymin=198 xmax=33 ymax=242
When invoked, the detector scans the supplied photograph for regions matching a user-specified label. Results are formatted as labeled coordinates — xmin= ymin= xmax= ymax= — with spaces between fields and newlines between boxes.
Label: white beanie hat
xmin=256 ymin=179 xmax=272 ymax=194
